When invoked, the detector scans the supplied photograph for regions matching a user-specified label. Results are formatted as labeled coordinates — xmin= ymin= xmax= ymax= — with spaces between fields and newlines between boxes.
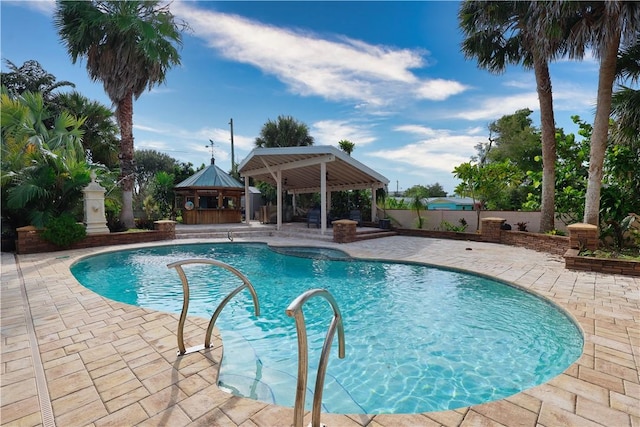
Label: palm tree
xmin=1 ymin=60 xmax=118 ymax=167
xmin=410 ymin=194 xmax=426 ymax=229
xmin=338 ymin=139 xmax=355 ymax=155
xmin=54 ymin=1 xmax=185 ymax=228
xmin=604 ymin=37 xmax=640 ymax=221
xmin=1 ymin=59 xmax=75 ymax=102
xmin=459 ymin=1 xmax=561 ymax=233
xmin=57 ymin=91 xmax=120 ymax=168
xmin=611 ymin=38 xmax=640 ymax=147
xmin=255 ymin=115 xmax=315 ymax=148
xmin=551 ymin=1 xmax=640 ymax=225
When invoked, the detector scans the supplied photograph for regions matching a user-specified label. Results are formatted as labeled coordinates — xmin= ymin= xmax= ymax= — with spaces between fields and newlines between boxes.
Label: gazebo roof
xmin=175 ymin=159 xmax=243 ymax=189
xmin=237 ymin=145 xmax=388 ymax=193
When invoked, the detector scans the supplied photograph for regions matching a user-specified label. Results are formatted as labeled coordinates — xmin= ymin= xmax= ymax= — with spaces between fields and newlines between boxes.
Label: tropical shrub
xmin=105 ymin=198 xmax=126 ymax=232
xmin=41 ymin=213 xmax=86 ymax=247
xmin=601 ymin=214 xmax=639 ymax=251
xmin=1 ymin=89 xmax=91 ymax=229
xmin=440 ymin=219 xmax=468 ymax=232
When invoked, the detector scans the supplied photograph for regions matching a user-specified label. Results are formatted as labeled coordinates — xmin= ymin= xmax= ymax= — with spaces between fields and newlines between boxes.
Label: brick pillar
xmin=332 ymin=219 xmax=357 ymax=243
xmin=480 ymin=217 xmax=506 ymax=243
xmin=154 ymin=220 xmax=176 ymax=239
xmin=567 ymin=223 xmax=598 ymax=251
xmin=16 ymin=226 xmax=38 ymax=255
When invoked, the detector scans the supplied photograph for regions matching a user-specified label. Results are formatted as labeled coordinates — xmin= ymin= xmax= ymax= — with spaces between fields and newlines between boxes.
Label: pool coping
xmin=2 ymin=235 xmax=639 ymax=426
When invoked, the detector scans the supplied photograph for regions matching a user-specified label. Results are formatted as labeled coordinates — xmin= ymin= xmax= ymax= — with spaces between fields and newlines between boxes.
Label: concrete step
xmin=278 ymin=231 xmax=334 ymax=242
xmin=353 ymin=231 xmax=397 ymax=242
xmin=174 ymin=223 xmax=392 ymax=243
xmin=175 ymin=230 xmax=274 ymax=240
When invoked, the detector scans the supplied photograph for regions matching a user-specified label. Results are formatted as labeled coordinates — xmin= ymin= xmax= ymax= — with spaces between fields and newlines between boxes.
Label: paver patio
xmin=1 ymin=234 xmax=638 ymax=426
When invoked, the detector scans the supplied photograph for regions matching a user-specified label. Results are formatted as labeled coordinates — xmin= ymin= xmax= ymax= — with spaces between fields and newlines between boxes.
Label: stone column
xmin=480 ymin=217 xmax=506 ymax=243
xmin=154 ymin=220 xmax=176 ymax=239
xmin=333 ymin=219 xmax=357 ymax=243
xmin=83 ymin=172 xmax=110 ymax=234
xmin=567 ymin=223 xmax=598 ymax=251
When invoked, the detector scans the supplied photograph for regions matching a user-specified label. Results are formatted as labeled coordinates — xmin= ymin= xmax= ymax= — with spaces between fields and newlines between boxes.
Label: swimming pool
xmin=70 ymin=242 xmax=583 ymax=414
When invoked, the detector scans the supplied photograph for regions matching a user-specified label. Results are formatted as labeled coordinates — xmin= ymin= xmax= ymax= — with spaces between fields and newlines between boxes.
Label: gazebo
xmin=238 ymin=146 xmax=389 ymax=233
xmin=174 ymin=158 xmax=244 ymax=224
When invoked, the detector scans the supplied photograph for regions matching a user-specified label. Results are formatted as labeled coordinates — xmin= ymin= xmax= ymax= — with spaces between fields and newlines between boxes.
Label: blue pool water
xmin=70 ymin=243 xmax=583 ymax=414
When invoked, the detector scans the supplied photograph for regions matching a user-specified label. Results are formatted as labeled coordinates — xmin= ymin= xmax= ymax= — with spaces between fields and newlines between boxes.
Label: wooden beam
xmin=242 ymin=154 xmax=335 ymax=177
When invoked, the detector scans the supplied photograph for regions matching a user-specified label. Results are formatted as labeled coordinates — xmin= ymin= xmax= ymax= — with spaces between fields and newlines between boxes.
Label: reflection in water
xmin=71 ymin=242 xmax=583 ymax=414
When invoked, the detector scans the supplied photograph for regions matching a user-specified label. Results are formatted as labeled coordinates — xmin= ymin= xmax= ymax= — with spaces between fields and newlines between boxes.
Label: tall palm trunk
xmin=116 ymin=92 xmax=135 ymax=228
xmin=533 ymin=55 xmax=556 ymax=232
xmin=584 ymin=30 xmax=621 ymax=226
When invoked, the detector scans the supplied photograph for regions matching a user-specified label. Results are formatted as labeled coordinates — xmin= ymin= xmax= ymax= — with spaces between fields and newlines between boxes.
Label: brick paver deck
xmin=2 ymin=235 xmax=638 ymax=426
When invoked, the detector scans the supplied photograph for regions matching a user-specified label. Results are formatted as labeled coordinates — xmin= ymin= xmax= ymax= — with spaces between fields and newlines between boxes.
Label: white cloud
xmin=552 ymin=82 xmax=596 ymax=112
xmin=312 ymin=120 xmax=377 ymax=146
xmin=451 ymin=92 xmax=540 ymax=121
xmin=369 ymin=127 xmax=483 ymax=174
xmin=393 ymin=124 xmax=440 ymax=137
xmin=132 ymin=121 xmax=254 ymax=166
xmin=467 ymin=126 xmax=486 ymax=135
xmin=416 ymin=79 xmax=468 ymax=101
xmin=171 ymin=2 xmax=468 ymax=107
xmin=449 ymin=68 xmax=597 ymax=122
xmin=6 ymin=0 xmax=55 ymax=15
xmin=503 ymin=77 xmax=534 ymax=89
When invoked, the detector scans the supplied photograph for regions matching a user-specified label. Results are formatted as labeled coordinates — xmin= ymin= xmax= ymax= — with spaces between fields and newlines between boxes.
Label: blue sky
xmin=1 ymin=1 xmax=600 ymax=194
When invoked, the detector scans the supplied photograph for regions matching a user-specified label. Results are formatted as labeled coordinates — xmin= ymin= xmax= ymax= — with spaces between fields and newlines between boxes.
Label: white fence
xmin=379 ymin=209 xmax=569 ymax=234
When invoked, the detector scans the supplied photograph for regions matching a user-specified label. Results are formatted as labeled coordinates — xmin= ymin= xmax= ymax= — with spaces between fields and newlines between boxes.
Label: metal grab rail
xmin=167 ymin=259 xmax=260 ymax=356
xmin=286 ymin=289 xmax=346 ymax=427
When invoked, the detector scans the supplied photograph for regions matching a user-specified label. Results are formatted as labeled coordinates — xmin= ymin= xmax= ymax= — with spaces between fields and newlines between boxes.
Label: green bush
xmin=41 ymin=214 xmax=86 ymax=247
xmin=105 ymin=199 xmax=127 ymax=232
xmin=440 ymin=219 xmax=468 ymax=232
xmin=135 ymin=218 xmax=155 ymax=230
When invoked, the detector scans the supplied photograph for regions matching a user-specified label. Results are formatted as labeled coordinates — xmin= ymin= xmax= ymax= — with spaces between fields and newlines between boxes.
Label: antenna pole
xmin=207 ymin=139 xmax=216 ymax=164
xmin=229 ymin=118 xmax=235 ymax=175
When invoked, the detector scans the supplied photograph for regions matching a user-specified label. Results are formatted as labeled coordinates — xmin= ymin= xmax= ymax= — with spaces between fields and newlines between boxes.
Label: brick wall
xmin=16 ymin=221 xmax=176 ymax=254
xmin=500 ymin=230 xmax=570 ymax=256
xmin=564 ymin=248 xmax=640 ymax=276
xmin=396 ymin=218 xmax=569 ymax=256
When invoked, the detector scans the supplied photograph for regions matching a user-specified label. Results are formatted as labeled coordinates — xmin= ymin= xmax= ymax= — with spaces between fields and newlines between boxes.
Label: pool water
xmin=71 ymin=243 xmax=583 ymax=414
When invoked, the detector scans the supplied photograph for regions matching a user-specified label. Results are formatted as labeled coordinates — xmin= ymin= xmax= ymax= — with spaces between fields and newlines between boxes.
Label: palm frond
xmin=617 ymin=37 xmax=640 ymax=84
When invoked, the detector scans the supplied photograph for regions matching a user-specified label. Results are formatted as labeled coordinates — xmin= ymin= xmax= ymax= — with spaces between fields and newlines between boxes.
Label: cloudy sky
xmin=1 ymin=1 xmax=600 ymax=193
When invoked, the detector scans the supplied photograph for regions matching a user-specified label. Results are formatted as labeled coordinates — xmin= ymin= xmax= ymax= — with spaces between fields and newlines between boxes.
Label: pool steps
xmin=167 ymin=257 xmax=349 ymax=427
xmin=167 ymin=259 xmax=261 ymax=355
xmin=286 ymin=289 xmax=346 ymax=427
xmin=220 ymin=330 xmax=364 ymax=414
xmin=174 ymin=223 xmax=396 ymax=242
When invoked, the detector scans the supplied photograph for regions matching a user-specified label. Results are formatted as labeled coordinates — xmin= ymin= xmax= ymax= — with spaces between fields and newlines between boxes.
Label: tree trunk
xmin=534 ymin=56 xmax=556 ymax=233
xmin=117 ymin=93 xmax=136 ymax=229
xmin=583 ymin=31 xmax=621 ymax=226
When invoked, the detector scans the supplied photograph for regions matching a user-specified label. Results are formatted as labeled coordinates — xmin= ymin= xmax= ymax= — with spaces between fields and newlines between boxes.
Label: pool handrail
xmin=167 ymin=258 xmax=260 ymax=355
xmin=286 ymin=288 xmax=346 ymax=427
